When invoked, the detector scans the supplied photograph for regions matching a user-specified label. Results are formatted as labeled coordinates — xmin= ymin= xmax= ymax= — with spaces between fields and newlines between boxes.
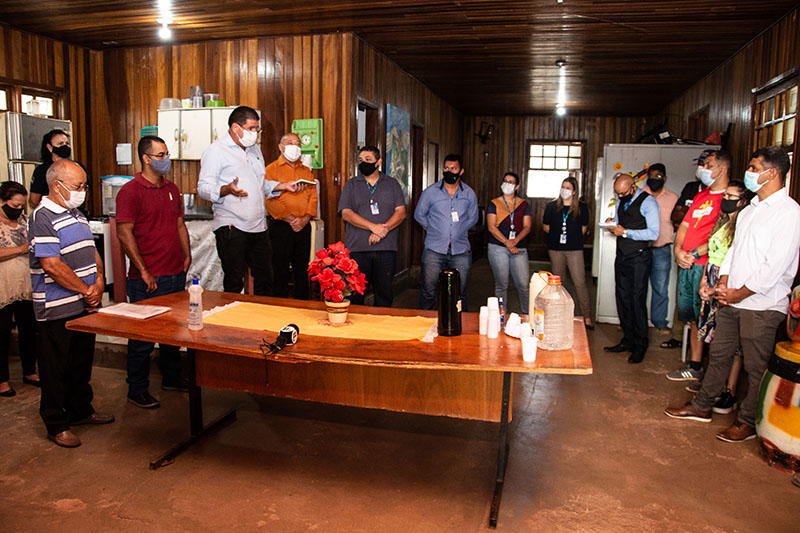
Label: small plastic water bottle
xmin=498 ymin=297 xmax=506 ymax=329
xmin=188 ymin=278 xmax=203 ymax=330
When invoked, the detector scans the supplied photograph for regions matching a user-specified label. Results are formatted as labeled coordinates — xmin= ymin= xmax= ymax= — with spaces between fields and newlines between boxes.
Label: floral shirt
xmin=0 ymin=214 xmax=32 ymax=307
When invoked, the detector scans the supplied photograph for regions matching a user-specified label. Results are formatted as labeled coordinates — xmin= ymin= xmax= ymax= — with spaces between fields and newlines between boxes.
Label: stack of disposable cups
xmin=479 ymin=306 xmax=489 ymax=335
xmin=486 ymin=297 xmax=501 ymax=338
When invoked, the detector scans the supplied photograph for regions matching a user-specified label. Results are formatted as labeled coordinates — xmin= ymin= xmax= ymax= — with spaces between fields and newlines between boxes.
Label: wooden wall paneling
xmin=660 ymin=7 xmax=800 ymax=187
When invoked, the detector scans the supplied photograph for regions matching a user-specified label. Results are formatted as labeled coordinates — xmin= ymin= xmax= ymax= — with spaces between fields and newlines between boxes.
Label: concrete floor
xmin=1 ymin=259 xmax=798 ymax=531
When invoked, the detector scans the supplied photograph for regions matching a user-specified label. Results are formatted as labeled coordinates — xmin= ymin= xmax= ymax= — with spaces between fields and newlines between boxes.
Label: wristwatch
xmin=691 ymin=248 xmax=701 ymax=260
xmin=622 ymin=230 xmax=628 ymax=239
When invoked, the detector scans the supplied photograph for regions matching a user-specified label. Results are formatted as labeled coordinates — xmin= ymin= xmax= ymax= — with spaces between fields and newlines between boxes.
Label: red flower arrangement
xmin=308 ymin=241 xmax=367 ymax=303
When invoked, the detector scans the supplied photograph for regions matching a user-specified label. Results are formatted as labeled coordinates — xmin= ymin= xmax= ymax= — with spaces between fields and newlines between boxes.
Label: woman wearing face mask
xmin=486 ymin=172 xmax=532 ymax=315
xmin=0 ymin=181 xmax=39 ymax=397
xmin=543 ymin=176 xmax=593 ymax=329
xmin=29 ymin=130 xmax=89 ymax=211
xmin=693 ymin=181 xmax=751 ymax=412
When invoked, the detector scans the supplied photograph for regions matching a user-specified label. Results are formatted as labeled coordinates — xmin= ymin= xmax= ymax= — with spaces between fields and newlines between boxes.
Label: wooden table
xmin=68 ymin=291 xmax=592 ymax=528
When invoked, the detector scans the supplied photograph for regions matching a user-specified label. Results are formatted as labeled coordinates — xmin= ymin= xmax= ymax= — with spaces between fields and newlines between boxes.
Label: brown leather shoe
xmin=48 ymin=430 xmax=81 ymax=448
xmin=664 ymin=401 xmax=712 ymax=422
xmin=717 ymin=421 xmax=756 ymax=442
xmin=71 ymin=412 xmax=115 ymax=425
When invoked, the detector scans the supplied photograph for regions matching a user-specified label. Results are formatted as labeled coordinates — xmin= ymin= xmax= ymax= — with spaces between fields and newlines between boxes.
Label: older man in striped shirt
xmin=28 ymin=159 xmax=114 ymax=448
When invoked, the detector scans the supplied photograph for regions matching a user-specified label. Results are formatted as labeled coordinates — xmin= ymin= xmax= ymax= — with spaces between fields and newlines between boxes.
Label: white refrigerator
xmin=593 ymin=143 xmax=719 ymax=325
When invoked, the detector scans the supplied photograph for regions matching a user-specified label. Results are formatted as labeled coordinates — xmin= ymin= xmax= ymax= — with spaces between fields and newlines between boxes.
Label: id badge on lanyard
xmin=560 ymin=210 xmax=568 ymax=244
xmin=370 ymin=200 xmax=380 ymax=215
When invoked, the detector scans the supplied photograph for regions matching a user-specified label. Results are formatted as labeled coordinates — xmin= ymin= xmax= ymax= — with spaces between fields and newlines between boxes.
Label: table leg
xmin=488 ymin=371 xmax=511 ymax=528
xmin=149 ymin=349 xmax=237 ymax=469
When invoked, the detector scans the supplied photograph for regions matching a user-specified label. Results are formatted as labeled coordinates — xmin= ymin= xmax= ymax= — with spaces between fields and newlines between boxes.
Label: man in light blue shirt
xmin=414 ymin=154 xmax=478 ymax=311
xmin=198 ymin=106 xmax=301 ymax=295
xmin=603 ymin=173 xmax=660 ymax=363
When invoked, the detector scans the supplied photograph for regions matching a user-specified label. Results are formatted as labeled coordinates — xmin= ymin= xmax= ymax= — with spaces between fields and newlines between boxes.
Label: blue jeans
xmin=420 ymin=248 xmax=472 ymax=312
xmin=126 ymin=272 xmax=186 ymax=395
xmin=487 ymin=243 xmax=531 ymax=314
xmin=649 ymin=244 xmax=672 ymax=328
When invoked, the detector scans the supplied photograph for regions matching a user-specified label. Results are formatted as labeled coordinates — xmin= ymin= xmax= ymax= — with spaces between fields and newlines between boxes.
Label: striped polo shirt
xmin=28 ymin=197 xmax=98 ymax=321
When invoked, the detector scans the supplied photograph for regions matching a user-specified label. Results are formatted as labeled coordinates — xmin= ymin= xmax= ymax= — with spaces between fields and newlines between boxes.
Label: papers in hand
xmin=98 ymin=303 xmax=171 ymax=319
xmin=294 ymin=178 xmax=317 ymax=186
xmin=599 ymin=220 xmax=617 ymax=228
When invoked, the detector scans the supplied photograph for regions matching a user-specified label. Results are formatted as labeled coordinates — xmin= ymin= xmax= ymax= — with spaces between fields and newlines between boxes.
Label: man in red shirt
xmin=666 ymin=150 xmax=730 ymax=382
xmin=115 ymin=136 xmax=192 ymax=409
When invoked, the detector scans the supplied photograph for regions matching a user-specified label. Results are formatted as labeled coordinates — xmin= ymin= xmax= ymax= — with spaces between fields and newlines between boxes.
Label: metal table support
xmin=149 ymin=349 xmax=237 ymax=469
xmin=489 ymin=371 xmax=512 ymax=528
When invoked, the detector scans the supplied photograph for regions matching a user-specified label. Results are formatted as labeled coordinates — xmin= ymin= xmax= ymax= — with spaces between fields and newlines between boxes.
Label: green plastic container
xmin=141 ymin=126 xmax=158 ymax=138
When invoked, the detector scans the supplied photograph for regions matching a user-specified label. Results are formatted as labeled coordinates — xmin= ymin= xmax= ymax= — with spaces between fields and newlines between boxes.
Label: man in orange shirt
xmin=265 ymin=133 xmax=317 ymax=299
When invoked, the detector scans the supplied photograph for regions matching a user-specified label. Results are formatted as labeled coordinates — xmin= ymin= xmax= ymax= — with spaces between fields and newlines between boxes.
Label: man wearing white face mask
xmin=666 ymin=150 xmax=729 ymax=382
xmin=265 ymin=132 xmax=317 ymax=299
xmin=198 ymin=106 xmax=302 ymax=296
xmin=665 ymin=146 xmax=800 ymax=443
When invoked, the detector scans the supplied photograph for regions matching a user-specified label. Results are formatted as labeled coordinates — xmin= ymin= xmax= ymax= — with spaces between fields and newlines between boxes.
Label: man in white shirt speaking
xmin=198 ymin=106 xmax=302 ymax=295
xmin=665 ymin=146 xmax=800 ymax=443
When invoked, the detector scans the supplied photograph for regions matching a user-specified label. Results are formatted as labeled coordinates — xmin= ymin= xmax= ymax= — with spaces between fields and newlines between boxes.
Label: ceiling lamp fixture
xmin=555 ymin=59 xmax=567 ymax=116
xmin=157 ymin=0 xmax=174 ymax=41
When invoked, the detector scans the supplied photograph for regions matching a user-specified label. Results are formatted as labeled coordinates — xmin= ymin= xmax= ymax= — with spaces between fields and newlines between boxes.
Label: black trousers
xmin=37 ymin=314 xmax=96 ymax=435
xmin=214 ymin=225 xmax=273 ymax=296
xmin=348 ymin=250 xmax=397 ymax=307
xmin=614 ymin=247 xmax=652 ymax=353
xmin=0 ymin=299 xmax=37 ymax=382
xmin=268 ymin=219 xmax=311 ymax=300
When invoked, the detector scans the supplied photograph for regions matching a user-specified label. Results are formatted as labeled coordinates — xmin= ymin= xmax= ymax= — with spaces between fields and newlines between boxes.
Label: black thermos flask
xmin=437 ymin=268 xmax=462 ymax=336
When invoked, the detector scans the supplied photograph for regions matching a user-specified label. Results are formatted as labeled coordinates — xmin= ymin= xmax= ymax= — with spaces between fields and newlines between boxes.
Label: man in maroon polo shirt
xmin=115 ymin=136 xmax=192 ymax=409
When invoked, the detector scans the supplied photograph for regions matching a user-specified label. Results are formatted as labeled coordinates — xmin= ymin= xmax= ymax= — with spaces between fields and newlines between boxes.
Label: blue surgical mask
xmin=744 ymin=169 xmax=766 ymax=193
xmin=698 ymin=168 xmax=714 ymax=187
xmin=150 ymin=156 xmax=172 ymax=175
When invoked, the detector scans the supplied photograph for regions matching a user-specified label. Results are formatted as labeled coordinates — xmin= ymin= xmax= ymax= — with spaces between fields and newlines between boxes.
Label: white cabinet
xmin=157 ymin=107 xmax=256 ymax=161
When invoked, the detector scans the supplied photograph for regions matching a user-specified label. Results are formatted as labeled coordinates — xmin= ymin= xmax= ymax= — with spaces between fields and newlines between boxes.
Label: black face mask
xmin=647 ymin=178 xmax=664 ymax=192
xmin=52 ymin=145 xmax=71 ymax=159
xmin=618 ymin=191 xmax=633 ymax=205
xmin=442 ymin=171 xmax=460 ymax=185
xmin=2 ymin=204 xmax=23 ymax=221
xmin=720 ymin=198 xmax=740 ymax=214
xmin=358 ymin=161 xmax=378 ymax=176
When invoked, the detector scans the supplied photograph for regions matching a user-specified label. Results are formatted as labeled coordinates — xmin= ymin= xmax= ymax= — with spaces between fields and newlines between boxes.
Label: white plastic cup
xmin=487 ymin=297 xmax=499 ymax=311
xmin=487 ymin=313 xmax=500 ymax=339
xmin=519 ymin=322 xmax=532 ymax=338
xmin=479 ymin=306 xmax=489 ymax=335
xmin=521 ymin=337 xmax=537 ymax=362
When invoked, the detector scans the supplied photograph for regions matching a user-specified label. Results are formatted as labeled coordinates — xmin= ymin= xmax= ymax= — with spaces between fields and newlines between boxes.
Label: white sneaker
xmin=666 ymin=364 xmax=704 ymax=382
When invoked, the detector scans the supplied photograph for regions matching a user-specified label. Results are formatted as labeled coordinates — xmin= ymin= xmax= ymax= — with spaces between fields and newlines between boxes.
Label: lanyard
xmin=365 ymin=177 xmax=379 ymax=203
xmin=561 ymin=208 xmax=569 ymax=235
xmin=502 ymin=196 xmax=517 ymax=230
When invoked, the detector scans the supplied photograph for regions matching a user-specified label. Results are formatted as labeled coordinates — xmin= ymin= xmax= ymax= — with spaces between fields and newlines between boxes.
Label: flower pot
xmin=325 ymin=300 xmax=350 ymax=324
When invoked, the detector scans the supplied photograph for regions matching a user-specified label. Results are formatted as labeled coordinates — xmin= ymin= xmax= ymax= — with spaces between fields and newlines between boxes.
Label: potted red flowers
xmin=308 ymin=241 xmax=367 ymax=323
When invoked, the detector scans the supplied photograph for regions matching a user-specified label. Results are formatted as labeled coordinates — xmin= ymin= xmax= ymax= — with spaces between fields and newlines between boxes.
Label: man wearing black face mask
xmin=114 ymin=135 xmax=192 ymax=409
xmin=603 ymin=173 xmax=660 ymax=363
xmin=414 ymin=154 xmax=479 ymax=311
xmin=642 ymin=163 xmax=678 ymax=333
xmin=338 ymin=146 xmax=406 ymax=307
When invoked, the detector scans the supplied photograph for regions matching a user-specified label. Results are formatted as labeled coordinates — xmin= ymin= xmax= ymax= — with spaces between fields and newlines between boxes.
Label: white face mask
xmin=283 ymin=144 xmax=302 ymax=162
xmin=560 ymin=188 xmax=573 ymax=200
xmin=57 ymin=182 xmax=86 ymax=209
xmin=698 ymin=168 xmax=714 ymax=187
xmin=695 ymin=165 xmax=704 ymax=179
xmin=501 ymin=182 xmax=516 ymax=196
xmin=238 ymin=127 xmax=258 ymax=148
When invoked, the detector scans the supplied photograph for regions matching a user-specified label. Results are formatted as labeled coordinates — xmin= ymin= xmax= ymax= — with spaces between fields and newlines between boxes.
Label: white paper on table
xmin=98 ymin=303 xmax=170 ymax=320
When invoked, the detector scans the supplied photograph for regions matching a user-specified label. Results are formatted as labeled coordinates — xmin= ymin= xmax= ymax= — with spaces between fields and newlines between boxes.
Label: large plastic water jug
xmin=533 ymin=275 xmax=574 ymax=350
xmin=528 ymin=271 xmax=552 ymax=316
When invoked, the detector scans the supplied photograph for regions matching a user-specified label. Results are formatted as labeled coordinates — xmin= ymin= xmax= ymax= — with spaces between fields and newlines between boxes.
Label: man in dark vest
xmin=603 ymin=173 xmax=661 ymax=363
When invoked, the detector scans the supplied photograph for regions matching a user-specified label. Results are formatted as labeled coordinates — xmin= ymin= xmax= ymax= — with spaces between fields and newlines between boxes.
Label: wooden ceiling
xmin=1 ymin=1 xmax=798 ymax=116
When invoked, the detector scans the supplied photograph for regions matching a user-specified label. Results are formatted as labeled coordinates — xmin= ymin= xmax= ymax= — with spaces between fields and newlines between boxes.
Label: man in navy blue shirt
xmin=414 ymin=154 xmax=478 ymax=311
